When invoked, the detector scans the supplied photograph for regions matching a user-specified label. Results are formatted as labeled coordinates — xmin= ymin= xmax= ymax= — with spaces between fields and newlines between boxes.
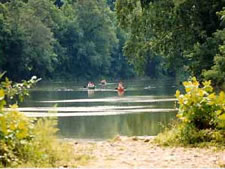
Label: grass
xmin=0 ymin=116 xmax=93 ymax=168
xmin=17 ymin=143 xmax=92 ymax=168
xmin=154 ymin=121 xmax=225 ymax=149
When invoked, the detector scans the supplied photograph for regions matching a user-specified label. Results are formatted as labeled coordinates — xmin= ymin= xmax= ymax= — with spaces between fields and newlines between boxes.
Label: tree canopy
xmin=116 ymin=0 xmax=225 ymax=84
xmin=0 ymin=0 xmax=135 ymax=81
xmin=2 ymin=0 xmax=224 ymax=83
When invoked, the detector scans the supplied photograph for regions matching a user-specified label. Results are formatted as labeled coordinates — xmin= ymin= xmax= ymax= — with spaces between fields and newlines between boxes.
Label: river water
xmin=20 ymin=78 xmax=179 ymax=139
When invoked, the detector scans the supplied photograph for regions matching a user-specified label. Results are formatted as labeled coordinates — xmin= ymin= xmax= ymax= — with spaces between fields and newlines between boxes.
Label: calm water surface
xmin=21 ymin=79 xmax=179 ymax=139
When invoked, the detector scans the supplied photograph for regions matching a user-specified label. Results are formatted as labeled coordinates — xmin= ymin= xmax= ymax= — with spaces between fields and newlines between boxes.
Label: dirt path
xmin=73 ymin=136 xmax=225 ymax=168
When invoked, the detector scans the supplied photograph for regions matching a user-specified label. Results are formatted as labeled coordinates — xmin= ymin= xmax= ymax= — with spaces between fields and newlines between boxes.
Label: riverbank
xmin=69 ymin=136 xmax=225 ymax=168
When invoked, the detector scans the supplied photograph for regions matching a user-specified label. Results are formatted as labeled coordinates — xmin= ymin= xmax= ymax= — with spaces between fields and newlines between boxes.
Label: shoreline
xmin=67 ymin=136 xmax=225 ymax=168
xmin=62 ymin=135 xmax=156 ymax=142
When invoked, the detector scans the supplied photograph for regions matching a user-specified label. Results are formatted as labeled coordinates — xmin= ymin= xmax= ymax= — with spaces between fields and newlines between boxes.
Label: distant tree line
xmin=0 ymin=0 xmax=136 ymax=81
xmin=5 ymin=0 xmax=221 ymax=82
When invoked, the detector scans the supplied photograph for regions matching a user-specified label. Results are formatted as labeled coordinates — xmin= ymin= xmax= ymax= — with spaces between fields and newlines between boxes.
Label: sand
xmin=71 ymin=136 xmax=225 ymax=168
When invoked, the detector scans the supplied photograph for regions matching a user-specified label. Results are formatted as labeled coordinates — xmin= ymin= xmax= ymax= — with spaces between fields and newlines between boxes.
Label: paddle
xmin=115 ymin=87 xmax=126 ymax=90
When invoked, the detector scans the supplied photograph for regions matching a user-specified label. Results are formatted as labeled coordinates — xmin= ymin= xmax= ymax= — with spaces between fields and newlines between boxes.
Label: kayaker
xmin=88 ymin=82 xmax=91 ymax=87
xmin=87 ymin=82 xmax=95 ymax=89
xmin=100 ymin=79 xmax=107 ymax=85
xmin=117 ymin=81 xmax=124 ymax=91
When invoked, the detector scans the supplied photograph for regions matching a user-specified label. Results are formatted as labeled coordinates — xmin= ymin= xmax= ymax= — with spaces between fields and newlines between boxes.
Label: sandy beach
xmin=69 ymin=136 xmax=225 ymax=168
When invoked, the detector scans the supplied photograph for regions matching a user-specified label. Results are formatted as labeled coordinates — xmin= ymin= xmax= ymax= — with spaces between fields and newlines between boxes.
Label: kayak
xmin=117 ymin=87 xmax=124 ymax=92
xmin=88 ymin=86 xmax=95 ymax=89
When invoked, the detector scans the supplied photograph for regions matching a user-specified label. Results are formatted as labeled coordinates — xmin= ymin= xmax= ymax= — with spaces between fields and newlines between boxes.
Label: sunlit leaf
xmin=198 ymin=89 xmax=204 ymax=97
xmin=218 ymin=92 xmax=225 ymax=103
xmin=208 ymin=93 xmax=216 ymax=99
xmin=9 ymin=104 xmax=18 ymax=109
xmin=175 ymin=90 xmax=180 ymax=98
xmin=191 ymin=77 xmax=197 ymax=82
xmin=216 ymin=110 xmax=222 ymax=115
xmin=185 ymin=87 xmax=191 ymax=93
xmin=183 ymin=81 xmax=188 ymax=86
xmin=178 ymin=97 xmax=184 ymax=104
xmin=218 ymin=114 xmax=225 ymax=128
xmin=0 ymin=89 xmax=5 ymax=100
xmin=16 ymin=130 xmax=28 ymax=139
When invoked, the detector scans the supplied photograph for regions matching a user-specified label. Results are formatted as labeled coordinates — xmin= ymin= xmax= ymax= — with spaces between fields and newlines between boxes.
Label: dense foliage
xmin=0 ymin=74 xmax=85 ymax=167
xmin=155 ymin=78 xmax=225 ymax=146
xmin=115 ymin=0 xmax=225 ymax=84
xmin=176 ymin=77 xmax=225 ymax=130
xmin=0 ymin=0 xmax=135 ymax=81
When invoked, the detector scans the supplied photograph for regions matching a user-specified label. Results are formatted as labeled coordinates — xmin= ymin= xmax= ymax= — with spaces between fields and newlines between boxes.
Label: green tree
xmin=57 ymin=0 xmax=118 ymax=79
xmin=115 ymin=0 xmax=225 ymax=83
xmin=107 ymin=0 xmax=116 ymax=10
xmin=110 ymin=28 xmax=135 ymax=79
xmin=0 ymin=0 xmax=135 ymax=80
xmin=203 ymin=10 xmax=225 ymax=86
xmin=0 ymin=0 xmax=57 ymax=80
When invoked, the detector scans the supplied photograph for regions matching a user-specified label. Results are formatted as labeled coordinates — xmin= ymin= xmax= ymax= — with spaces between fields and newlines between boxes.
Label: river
xmin=20 ymin=78 xmax=179 ymax=140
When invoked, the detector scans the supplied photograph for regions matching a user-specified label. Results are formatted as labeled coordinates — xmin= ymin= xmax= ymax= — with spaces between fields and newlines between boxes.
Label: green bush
xmin=0 ymin=106 xmax=35 ymax=167
xmin=175 ymin=77 xmax=225 ymax=130
xmin=155 ymin=77 xmax=225 ymax=146
xmin=0 ymin=73 xmax=40 ymax=167
xmin=0 ymin=73 xmax=88 ymax=167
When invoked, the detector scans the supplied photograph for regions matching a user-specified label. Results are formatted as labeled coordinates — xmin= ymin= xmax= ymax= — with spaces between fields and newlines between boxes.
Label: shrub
xmin=0 ymin=73 xmax=40 ymax=167
xmin=0 ymin=105 xmax=35 ymax=167
xmin=175 ymin=77 xmax=225 ymax=130
xmin=0 ymin=73 xmax=87 ymax=167
xmin=155 ymin=77 xmax=225 ymax=146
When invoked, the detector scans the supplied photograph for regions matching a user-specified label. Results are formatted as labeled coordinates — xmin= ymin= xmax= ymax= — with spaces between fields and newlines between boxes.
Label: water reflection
xmin=117 ymin=90 xmax=124 ymax=97
xmin=21 ymin=78 xmax=179 ymax=139
xmin=58 ymin=111 xmax=177 ymax=139
xmin=87 ymin=90 xmax=95 ymax=97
